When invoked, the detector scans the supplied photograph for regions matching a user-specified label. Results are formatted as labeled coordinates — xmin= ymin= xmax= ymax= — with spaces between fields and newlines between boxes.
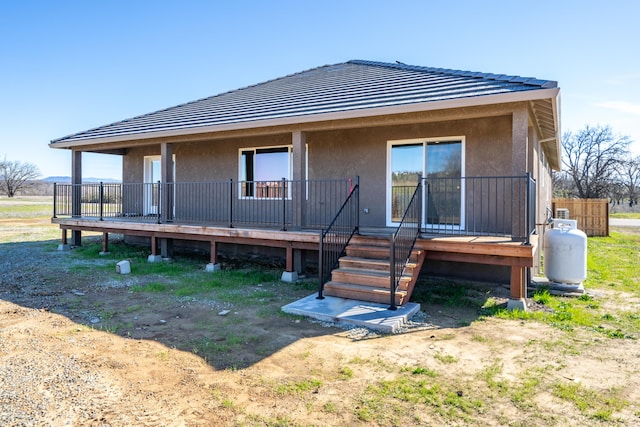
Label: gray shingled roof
xmin=51 ymin=60 xmax=558 ymax=144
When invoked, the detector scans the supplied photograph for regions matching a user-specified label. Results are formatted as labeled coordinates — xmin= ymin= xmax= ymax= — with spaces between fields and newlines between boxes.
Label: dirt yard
xmin=1 ymin=219 xmax=639 ymax=426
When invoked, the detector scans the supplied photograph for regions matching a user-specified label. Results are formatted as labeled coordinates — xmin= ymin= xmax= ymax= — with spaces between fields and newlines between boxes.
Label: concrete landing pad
xmin=282 ymin=294 xmax=421 ymax=334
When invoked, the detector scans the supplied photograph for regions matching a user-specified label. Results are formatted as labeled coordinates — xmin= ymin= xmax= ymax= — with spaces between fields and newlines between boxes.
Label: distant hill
xmin=42 ymin=176 xmax=121 ymax=183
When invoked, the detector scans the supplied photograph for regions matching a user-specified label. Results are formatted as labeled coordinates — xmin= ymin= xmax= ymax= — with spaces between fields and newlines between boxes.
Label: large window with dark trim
xmin=240 ymin=146 xmax=291 ymax=198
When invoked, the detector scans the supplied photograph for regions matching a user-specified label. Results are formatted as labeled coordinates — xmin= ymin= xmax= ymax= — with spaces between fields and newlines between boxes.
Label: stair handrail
xmin=317 ymin=177 xmax=360 ymax=299
xmin=389 ymin=180 xmax=422 ymax=310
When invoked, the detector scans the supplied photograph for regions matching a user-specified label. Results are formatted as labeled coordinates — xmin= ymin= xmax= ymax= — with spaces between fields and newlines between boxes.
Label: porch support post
xmin=71 ymin=150 xmax=82 ymax=246
xmin=160 ymin=142 xmax=174 ymax=222
xmin=160 ymin=143 xmax=174 ymax=259
xmin=148 ymin=235 xmax=162 ymax=263
xmin=512 ymin=106 xmax=529 ymax=240
xmin=292 ymin=131 xmax=307 ymax=229
xmin=509 ymin=106 xmax=530 ymax=309
xmin=507 ymin=266 xmax=527 ymax=311
xmin=511 ymin=107 xmax=528 ymax=176
xmin=99 ymin=232 xmax=109 ymax=255
xmin=205 ymin=240 xmax=221 ymax=272
xmin=288 ymin=130 xmax=307 ymax=280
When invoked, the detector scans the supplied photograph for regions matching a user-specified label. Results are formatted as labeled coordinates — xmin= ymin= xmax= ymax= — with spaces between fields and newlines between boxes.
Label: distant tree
xmin=562 ymin=125 xmax=631 ymax=199
xmin=551 ymin=170 xmax=574 ymax=198
xmin=618 ymin=155 xmax=640 ymax=206
xmin=0 ymin=158 xmax=41 ymax=197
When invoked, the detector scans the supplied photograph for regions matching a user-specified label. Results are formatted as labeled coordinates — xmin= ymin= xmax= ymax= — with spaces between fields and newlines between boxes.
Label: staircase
xmin=323 ymin=235 xmax=426 ymax=306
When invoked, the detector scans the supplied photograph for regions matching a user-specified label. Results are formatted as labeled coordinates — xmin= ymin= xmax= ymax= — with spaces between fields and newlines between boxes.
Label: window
xmin=240 ymin=146 xmax=292 ymax=198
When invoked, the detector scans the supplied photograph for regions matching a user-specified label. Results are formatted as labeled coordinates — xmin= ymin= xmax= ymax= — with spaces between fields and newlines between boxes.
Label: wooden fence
xmin=551 ymin=198 xmax=609 ymax=237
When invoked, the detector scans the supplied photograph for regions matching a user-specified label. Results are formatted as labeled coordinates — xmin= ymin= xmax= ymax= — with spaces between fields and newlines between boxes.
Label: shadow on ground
xmin=0 ymin=237 xmax=497 ymax=370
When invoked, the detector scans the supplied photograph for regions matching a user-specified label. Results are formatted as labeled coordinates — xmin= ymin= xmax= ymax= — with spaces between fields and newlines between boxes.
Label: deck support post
xmin=99 ymin=232 xmax=110 ymax=255
xmin=148 ymin=236 xmax=162 ymax=263
xmin=160 ymin=238 xmax=173 ymax=260
xmin=507 ymin=265 xmax=527 ymax=311
xmin=58 ymin=228 xmax=70 ymax=251
xmin=205 ymin=240 xmax=220 ymax=272
xmin=281 ymin=245 xmax=298 ymax=282
xmin=293 ymin=248 xmax=304 ymax=275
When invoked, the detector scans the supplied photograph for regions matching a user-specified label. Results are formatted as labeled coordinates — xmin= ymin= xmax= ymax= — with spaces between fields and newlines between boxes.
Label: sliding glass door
xmin=388 ymin=138 xmax=464 ymax=228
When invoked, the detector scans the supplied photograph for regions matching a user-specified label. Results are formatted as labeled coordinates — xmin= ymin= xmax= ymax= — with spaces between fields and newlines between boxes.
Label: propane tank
xmin=543 ymin=219 xmax=587 ymax=285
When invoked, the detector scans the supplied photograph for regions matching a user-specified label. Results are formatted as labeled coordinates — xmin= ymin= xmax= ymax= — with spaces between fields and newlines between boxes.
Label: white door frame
xmin=143 ymin=155 xmax=175 ymax=215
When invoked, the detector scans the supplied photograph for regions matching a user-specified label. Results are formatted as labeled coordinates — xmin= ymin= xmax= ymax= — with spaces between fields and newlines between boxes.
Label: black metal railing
xmin=389 ymin=180 xmax=422 ymax=310
xmin=392 ymin=175 xmax=537 ymax=241
xmin=317 ymin=177 xmax=360 ymax=299
xmin=53 ymin=178 xmax=355 ymax=230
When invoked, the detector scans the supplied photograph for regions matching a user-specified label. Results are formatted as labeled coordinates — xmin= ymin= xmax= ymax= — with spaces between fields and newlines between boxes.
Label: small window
xmin=240 ymin=146 xmax=291 ymax=198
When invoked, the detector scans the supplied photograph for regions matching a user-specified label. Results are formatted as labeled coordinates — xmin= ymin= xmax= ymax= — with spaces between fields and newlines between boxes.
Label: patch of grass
xmin=406 ymin=366 xmax=438 ymax=377
xmin=356 ymin=366 xmax=489 ymax=425
xmin=478 ymin=362 xmax=508 ymax=395
xmin=338 ymin=366 xmax=354 ymax=379
xmin=0 ymin=197 xmax=52 ymax=218
xmin=412 ymin=278 xmax=487 ymax=309
xmin=533 ymin=288 xmax=552 ymax=305
xmin=480 ymin=231 xmax=640 ymax=340
xmin=220 ymin=399 xmax=235 ymax=409
xmin=510 ymin=368 xmax=544 ymax=409
xmin=131 ymin=282 xmax=167 ymax=292
xmin=322 ymin=401 xmax=337 ymax=413
xmin=552 ymin=381 xmax=627 ymax=421
xmin=125 ymin=304 xmax=142 ymax=313
xmin=586 ymin=231 xmax=640 ymax=295
xmin=609 ymin=212 xmax=640 ymax=219
xmin=434 ymin=353 xmax=458 ymax=364
xmin=275 ymin=379 xmax=322 ymax=396
xmin=187 ymin=330 xmax=251 ymax=358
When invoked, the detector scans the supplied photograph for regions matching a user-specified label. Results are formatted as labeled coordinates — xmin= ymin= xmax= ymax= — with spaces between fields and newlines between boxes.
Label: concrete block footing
xmin=205 ymin=263 xmax=221 ymax=272
xmin=58 ymin=244 xmax=71 ymax=251
xmin=116 ymin=260 xmax=131 ymax=275
xmin=281 ymin=271 xmax=298 ymax=282
xmin=147 ymin=255 xmax=163 ymax=263
xmin=507 ymin=298 xmax=527 ymax=311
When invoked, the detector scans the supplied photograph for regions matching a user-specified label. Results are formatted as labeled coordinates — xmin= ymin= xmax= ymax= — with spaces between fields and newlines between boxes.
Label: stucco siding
xmin=121 ymin=114 xmax=521 ymax=229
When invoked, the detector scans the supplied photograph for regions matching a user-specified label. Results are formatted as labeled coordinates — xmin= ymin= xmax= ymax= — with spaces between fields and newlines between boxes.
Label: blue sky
xmin=1 ymin=0 xmax=638 ymax=179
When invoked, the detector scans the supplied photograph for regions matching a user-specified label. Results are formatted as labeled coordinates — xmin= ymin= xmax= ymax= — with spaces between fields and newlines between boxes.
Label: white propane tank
xmin=544 ymin=219 xmax=587 ymax=285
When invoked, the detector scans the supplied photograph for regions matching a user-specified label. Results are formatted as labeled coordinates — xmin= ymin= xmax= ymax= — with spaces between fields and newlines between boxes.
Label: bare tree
xmin=551 ymin=170 xmax=574 ymax=198
xmin=0 ymin=158 xmax=41 ymax=198
xmin=562 ymin=125 xmax=631 ymax=199
xmin=618 ymin=155 xmax=640 ymax=206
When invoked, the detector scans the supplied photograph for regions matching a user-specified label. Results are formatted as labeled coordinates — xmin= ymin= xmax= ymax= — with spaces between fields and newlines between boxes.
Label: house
xmin=50 ymin=60 xmax=561 ymax=310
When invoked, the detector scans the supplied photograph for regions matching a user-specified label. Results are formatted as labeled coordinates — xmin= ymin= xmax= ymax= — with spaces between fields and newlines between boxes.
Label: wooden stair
xmin=323 ymin=235 xmax=426 ymax=306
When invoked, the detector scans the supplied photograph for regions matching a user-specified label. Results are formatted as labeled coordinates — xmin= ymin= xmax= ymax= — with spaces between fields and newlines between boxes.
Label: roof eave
xmin=49 ymin=87 xmax=561 ymax=150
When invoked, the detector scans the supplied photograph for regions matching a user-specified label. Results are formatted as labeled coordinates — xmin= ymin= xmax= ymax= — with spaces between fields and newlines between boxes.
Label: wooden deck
xmin=52 ymin=218 xmax=536 ymax=304
xmin=52 ymin=217 xmax=320 ymax=273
